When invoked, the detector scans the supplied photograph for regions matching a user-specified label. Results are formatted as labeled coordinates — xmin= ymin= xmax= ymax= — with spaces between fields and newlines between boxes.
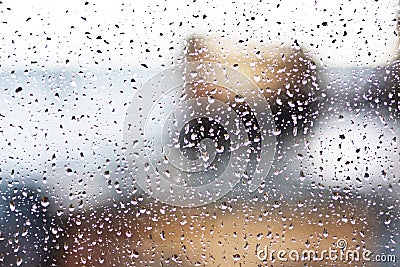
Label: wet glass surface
xmin=0 ymin=1 xmax=399 ymax=266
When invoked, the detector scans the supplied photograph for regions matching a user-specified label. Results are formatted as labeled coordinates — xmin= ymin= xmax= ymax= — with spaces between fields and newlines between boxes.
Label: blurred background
xmin=0 ymin=0 xmax=399 ymax=266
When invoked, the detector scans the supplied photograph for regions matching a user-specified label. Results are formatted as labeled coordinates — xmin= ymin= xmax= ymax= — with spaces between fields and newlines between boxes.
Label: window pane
xmin=0 ymin=1 xmax=398 ymax=266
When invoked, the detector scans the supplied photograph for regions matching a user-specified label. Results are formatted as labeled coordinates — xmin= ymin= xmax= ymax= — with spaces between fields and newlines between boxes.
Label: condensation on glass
xmin=0 ymin=1 xmax=398 ymax=266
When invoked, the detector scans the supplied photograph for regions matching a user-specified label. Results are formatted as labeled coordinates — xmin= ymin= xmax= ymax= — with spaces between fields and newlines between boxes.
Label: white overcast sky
xmin=0 ymin=0 xmax=398 ymax=69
